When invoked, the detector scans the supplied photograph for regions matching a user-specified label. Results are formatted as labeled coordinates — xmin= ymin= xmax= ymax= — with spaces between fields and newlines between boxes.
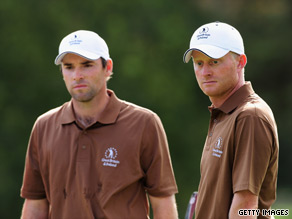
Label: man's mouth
xmin=73 ymin=84 xmax=87 ymax=89
xmin=203 ymin=81 xmax=217 ymax=85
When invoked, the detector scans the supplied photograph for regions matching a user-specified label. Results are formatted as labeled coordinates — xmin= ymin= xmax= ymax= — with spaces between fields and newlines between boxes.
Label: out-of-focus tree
xmin=0 ymin=0 xmax=291 ymax=217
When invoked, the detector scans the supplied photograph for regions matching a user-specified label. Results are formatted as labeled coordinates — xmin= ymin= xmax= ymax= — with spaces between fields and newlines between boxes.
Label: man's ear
xmin=238 ymin=54 xmax=247 ymax=69
xmin=106 ymin=59 xmax=113 ymax=72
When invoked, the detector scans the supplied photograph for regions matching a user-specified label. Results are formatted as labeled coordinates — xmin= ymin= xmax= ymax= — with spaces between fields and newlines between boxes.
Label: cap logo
xmin=197 ymin=26 xmax=210 ymax=40
xmin=69 ymin=34 xmax=82 ymax=45
xmin=199 ymin=27 xmax=209 ymax=34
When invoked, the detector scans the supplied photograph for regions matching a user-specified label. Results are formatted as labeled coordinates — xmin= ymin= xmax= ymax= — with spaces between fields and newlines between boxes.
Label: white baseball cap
xmin=183 ymin=22 xmax=244 ymax=63
xmin=55 ymin=30 xmax=110 ymax=65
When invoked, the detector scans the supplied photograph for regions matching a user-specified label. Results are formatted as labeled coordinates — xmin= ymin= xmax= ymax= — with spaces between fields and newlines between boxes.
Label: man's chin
xmin=71 ymin=94 xmax=94 ymax=103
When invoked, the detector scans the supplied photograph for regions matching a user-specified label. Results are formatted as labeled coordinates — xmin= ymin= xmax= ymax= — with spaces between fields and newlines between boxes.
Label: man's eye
xmin=213 ymin=60 xmax=219 ymax=64
xmin=64 ymin=66 xmax=72 ymax=69
xmin=84 ymin=63 xmax=93 ymax=68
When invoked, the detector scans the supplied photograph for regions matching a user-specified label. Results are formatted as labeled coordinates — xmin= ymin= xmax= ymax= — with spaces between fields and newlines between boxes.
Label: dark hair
xmin=101 ymin=57 xmax=107 ymax=69
xmin=59 ymin=57 xmax=108 ymax=72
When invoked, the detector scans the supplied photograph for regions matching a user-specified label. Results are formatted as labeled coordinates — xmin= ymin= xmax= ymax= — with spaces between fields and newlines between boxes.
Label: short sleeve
xmin=140 ymin=113 xmax=178 ymax=197
xmin=232 ymin=114 xmax=274 ymax=195
xmin=20 ymin=121 xmax=47 ymax=199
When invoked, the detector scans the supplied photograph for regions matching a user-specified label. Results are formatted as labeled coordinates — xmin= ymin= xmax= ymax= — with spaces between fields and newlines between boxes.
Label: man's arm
xmin=149 ymin=194 xmax=178 ymax=219
xmin=229 ymin=190 xmax=258 ymax=219
xmin=21 ymin=199 xmax=49 ymax=219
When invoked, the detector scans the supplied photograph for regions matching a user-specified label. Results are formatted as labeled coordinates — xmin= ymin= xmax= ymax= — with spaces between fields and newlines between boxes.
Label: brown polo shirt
xmin=21 ymin=90 xmax=178 ymax=219
xmin=195 ymin=82 xmax=279 ymax=219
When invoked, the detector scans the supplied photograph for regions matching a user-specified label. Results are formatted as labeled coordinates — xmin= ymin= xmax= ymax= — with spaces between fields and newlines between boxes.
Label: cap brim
xmin=54 ymin=49 xmax=102 ymax=65
xmin=183 ymin=45 xmax=230 ymax=63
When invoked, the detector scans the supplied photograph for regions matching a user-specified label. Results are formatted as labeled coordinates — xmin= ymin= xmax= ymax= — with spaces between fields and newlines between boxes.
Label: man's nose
xmin=73 ymin=68 xmax=84 ymax=80
xmin=201 ymin=65 xmax=212 ymax=76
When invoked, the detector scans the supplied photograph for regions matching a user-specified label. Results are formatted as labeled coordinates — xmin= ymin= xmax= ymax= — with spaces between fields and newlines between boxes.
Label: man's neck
xmin=210 ymin=80 xmax=245 ymax=108
xmin=72 ymin=90 xmax=110 ymax=128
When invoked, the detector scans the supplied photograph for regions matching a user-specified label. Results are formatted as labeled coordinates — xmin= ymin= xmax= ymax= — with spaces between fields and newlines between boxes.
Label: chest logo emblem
xmin=105 ymin=147 xmax=118 ymax=159
xmin=215 ymin=137 xmax=222 ymax=149
xmin=212 ymin=137 xmax=223 ymax=158
xmin=101 ymin=147 xmax=120 ymax=167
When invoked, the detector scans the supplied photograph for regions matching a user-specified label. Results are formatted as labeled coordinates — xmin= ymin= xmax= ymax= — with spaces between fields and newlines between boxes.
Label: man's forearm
xmin=149 ymin=194 xmax=178 ymax=219
xmin=21 ymin=199 xmax=49 ymax=219
xmin=229 ymin=190 xmax=258 ymax=219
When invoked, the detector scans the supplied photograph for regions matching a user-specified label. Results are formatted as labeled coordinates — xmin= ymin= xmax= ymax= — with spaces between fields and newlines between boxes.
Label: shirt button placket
xmin=77 ymin=130 xmax=91 ymax=162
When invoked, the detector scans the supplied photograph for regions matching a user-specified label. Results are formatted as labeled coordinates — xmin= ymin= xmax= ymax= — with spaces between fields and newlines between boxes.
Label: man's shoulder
xmin=36 ymin=102 xmax=70 ymax=124
xmin=237 ymin=93 xmax=275 ymax=122
xmin=119 ymin=100 xmax=161 ymax=123
xmin=121 ymin=100 xmax=156 ymax=116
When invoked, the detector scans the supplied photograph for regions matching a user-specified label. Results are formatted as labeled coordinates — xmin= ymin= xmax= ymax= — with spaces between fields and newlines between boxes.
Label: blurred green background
xmin=1 ymin=0 xmax=291 ymax=218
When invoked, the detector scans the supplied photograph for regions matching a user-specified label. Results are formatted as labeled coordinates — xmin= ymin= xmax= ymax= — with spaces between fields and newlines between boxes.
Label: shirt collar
xmin=209 ymin=81 xmax=255 ymax=114
xmin=60 ymin=89 xmax=123 ymax=126
xmin=98 ymin=89 xmax=123 ymax=124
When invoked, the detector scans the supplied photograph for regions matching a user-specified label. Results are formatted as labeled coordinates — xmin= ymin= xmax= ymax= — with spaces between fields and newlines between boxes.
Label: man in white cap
xmin=20 ymin=30 xmax=178 ymax=218
xmin=183 ymin=22 xmax=279 ymax=218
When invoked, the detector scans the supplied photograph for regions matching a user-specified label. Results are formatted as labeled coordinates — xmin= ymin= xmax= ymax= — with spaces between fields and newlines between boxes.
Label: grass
xmin=273 ymin=188 xmax=292 ymax=219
